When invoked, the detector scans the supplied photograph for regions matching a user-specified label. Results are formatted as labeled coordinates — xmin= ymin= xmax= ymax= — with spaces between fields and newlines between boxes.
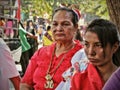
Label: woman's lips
xmin=89 ymin=58 xmax=97 ymax=63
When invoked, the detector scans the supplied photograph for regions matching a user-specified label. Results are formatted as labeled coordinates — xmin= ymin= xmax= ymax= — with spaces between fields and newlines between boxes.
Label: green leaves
xmin=21 ymin=0 xmax=109 ymax=20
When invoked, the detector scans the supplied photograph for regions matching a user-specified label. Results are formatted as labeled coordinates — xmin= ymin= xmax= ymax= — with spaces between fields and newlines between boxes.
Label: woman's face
xmin=29 ymin=22 xmax=33 ymax=26
xmin=51 ymin=10 xmax=78 ymax=42
xmin=23 ymin=21 xmax=27 ymax=27
xmin=84 ymin=31 xmax=115 ymax=67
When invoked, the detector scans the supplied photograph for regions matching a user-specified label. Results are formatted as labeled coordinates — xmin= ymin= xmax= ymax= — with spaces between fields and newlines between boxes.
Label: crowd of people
xmin=0 ymin=6 xmax=120 ymax=90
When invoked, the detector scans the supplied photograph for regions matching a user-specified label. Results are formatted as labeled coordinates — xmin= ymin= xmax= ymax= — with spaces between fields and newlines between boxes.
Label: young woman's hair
xmin=85 ymin=19 xmax=120 ymax=66
xmin=52 ymin=7 xmax=79 ymax=26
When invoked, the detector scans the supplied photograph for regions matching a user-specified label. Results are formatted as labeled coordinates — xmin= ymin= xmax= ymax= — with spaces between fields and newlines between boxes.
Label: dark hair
xmin=85 ymin=19 xmax=120 ymax=66
xmin=19 ymin=21 xmax=24 ymax=29
xmin=52 ymin=7 xmax=79 ymax=26
xmin=75 ymin=29 xmax=83 ymax=41
xmin=0 ymin=28 xmax=3 ymax=37
xmin=47 ymin=26 xmax=51 ymax=31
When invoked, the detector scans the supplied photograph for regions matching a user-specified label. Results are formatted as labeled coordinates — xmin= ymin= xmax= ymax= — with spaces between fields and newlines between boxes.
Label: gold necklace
xmin=44 ymin=47 xmax=66 ymax=89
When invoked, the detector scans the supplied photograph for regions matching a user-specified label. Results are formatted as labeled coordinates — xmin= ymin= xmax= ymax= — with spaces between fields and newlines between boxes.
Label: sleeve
xmin=19 ymin=28 xmax=27 ymax=35
xmin=71 ymin=48 xmax=87 ymax=66
xmin=55 ymin=58 xmax=88 ymax=90
xmin=70 ymin=72 xmax=81 ymax=90
xmin=0 ymin=45 xmax=19 ymax=78
xmin=103 ymin=68 xmax=120 ymax=90
xmin=21 ymin=49 xmax=40 ymax=86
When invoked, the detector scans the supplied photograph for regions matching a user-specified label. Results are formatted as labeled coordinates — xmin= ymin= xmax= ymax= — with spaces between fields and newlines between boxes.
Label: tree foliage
xmin=21 ymin=0 xmax=120 ymax=37
xmin=21 ymin=0 xmax=109 ymax=20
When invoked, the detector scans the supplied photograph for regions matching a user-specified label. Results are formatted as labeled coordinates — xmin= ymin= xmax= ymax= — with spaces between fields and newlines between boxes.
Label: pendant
xmin=44 ymin=74 xmax=54 ymax=89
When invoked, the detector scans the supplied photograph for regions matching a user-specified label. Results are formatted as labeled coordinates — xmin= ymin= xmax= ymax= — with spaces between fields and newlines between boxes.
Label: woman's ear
xmin=112 ymin=42 xmax=119 ymax=53
xmin=74 ymin=24 xmax=78 ymax=32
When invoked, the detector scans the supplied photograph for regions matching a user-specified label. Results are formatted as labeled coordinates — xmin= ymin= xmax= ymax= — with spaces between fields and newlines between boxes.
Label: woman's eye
xmin=62 ymin=22 xmax=70 ymax=26
xmin=94 ymin=43 xmax=102 ymax=48
xmin=63 ymin=23 xmax=69 ymax=26
xmin=84 ymin=43 xmax=89 ymax=47
xmin=52 ymin=23 xmax=57 ymax=26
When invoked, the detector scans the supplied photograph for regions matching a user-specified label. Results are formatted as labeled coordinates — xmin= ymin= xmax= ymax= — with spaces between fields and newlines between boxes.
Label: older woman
xmin=20 ymin=7 xmax=83 ymax=90
xmin=71 ymin=19 xmax=120 ymax=90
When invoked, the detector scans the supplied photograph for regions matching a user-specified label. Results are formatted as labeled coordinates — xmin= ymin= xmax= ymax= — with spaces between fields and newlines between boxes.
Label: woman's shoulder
xmin=37 ymin=43 xmax=55 ymax=54
xmin=74 ymin=40 xmax=83 ymax=47
xmin=102 ymin=67 xmax=120 ymax=90
xmin=30 ymin=43 xmax=55 ymax=61
xmin=113 ymin=67 xmax=120 ymax=79
xmin=69 ymin=40 xmax=83 ymax=54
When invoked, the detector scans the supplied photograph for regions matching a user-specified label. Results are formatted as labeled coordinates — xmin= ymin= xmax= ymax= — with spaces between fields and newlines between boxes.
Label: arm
xmin=20 ymin=49 xmax=41 ymax=90
xmin=20 ymin=83 xmax=33 ymax=90
xmin=19 ymin=24 xmax=37 ymax=40
xmin=10 ymin=76 xmax=21 ymax=90
xmin=27 ymin=32 xmax=37 ymax=40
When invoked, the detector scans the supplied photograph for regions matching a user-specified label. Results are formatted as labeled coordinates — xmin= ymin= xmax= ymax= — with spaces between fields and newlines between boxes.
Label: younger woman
xmin=71 ymin=19 xmax=120 ymax=90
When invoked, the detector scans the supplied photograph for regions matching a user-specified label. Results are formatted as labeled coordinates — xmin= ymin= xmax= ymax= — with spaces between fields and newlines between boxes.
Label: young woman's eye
xmin=84 ymin=43 xmax=89 ymax=48
xmin=94 ymin=43 xmax=102 ymax=48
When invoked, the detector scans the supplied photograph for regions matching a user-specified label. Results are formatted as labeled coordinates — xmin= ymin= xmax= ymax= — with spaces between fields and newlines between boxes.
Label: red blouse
xmin=21 ymin=41 xmax=82 ymax=90
xmin=71 ymin=63 xmax=104 ymax=90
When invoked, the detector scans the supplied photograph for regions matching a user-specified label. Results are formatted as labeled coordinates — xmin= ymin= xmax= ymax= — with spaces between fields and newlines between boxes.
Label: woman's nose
xmin=56 ymin=24 xmax=63 ymax=31
xmin=87 ymin=45 xmax=96 ymax=56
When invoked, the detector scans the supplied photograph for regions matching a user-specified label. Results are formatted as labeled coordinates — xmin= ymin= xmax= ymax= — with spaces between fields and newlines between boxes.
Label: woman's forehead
xmin=84 ymin=31 xmax=100 ymax=42
xmin=53 ymin=11 xmax=72 ymax=20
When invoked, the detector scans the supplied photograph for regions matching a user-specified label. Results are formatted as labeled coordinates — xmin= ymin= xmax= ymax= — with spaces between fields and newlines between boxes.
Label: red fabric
xmin=22 ymin=41 xmax=82 ymax=90
xmin=75 ymin=9 xmax=81 ymax=19
xmin=73 ymin=9 xmax=81 ymax=20
xmin=71 ymin=64 xmax=104 ymax=90
xmin=15 ymin=0 xmax=21 ymax=21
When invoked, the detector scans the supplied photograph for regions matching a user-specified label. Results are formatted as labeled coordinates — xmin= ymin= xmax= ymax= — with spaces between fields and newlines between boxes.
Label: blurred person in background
xmin=26 ymin=20 xmax=38 ymax=59
xmin=37 ymin=24 xmax=43 ymax=43
xmin=43 ymin=25 xmax=53 ymax=46
xmin=19 ymin=21 xmax=37 ymax=76
xmin=4 ymin=19 xmax=14 ymax=38
xmin=0 ymin=18 xmax=5 ymax=27
xmin=0 ymin=28 xmax=21 ymax=90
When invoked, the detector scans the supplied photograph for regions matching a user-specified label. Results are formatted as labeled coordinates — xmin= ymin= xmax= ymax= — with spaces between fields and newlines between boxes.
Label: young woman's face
xmin=84 ymin=31 xmax=114 ymax=67
xmin=51 ymin=10 xmax=78 ymax=42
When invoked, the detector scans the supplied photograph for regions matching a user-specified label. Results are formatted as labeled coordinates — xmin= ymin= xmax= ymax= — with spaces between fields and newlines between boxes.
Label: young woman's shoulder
xmin=103 ymin=67 xmax=120 ymax=90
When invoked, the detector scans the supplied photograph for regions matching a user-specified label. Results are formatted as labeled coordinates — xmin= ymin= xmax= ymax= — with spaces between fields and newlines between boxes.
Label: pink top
xmin=5 ymin=21 xmax=14 ymax=36
xmin=22 ymin=41 xmax=82 ymax=90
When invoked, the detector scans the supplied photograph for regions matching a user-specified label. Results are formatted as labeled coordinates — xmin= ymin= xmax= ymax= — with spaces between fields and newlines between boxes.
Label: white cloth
xmin=0 ymin=38 xmax=19 ymax=90
xmin=71 ymin=48 xmax=87 ymax=66
xmin=56 ymin=48 xmax=88 ymax=90
xmin=11 ymin=46 xmax=22 ymax=62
